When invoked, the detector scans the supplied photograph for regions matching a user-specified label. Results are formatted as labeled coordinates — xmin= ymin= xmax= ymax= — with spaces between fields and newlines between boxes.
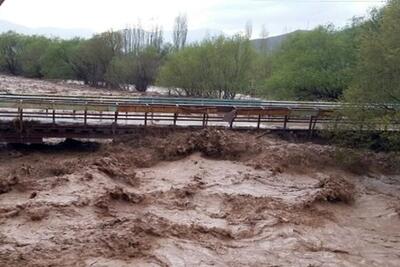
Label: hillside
xmin=251 ymin=30 xmax=307 ymax=52
xmin=0 ymin=19 xmax=94 ymax=39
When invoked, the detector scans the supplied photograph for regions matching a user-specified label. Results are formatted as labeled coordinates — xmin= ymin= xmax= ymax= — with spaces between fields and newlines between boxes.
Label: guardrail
xmin=0 ymin=93 xmax=343 ymax=109
xmin=0 ymin=93 xmax=395 ymax=143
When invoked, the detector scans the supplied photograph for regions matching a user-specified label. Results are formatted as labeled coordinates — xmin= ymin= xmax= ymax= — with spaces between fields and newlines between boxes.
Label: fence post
xmin=308 ymin=116 xmax=314 ymax=138
xmin=84 ymin=109 xmax=87 ymax=126
xmin=51 ymin=100 xmax=55 ymax=125
xmin=114 ymin=103 xmax=119 ymax=124
xmin=230 ymin=116 xmax=236 ymax=129
xmin=283 ymin=115 xmax=288 ymax=130
xmin=84 ymin=102 xmax=88 ymax=126
xmin=173 ymin=113 xmax=178 ymax=126
xmin=18 ymin=107 xmax=23 ymax=132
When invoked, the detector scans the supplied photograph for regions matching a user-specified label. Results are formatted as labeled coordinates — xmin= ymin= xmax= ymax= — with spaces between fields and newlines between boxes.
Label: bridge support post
xmin=144 ymin=112 xmax=148 ymax=126
xmin=112 ymin=111 xmax=119 ymax=136
xmin=52 ymin=110 xmax=55 ymax=125
xmin=84 ymin=109 xmax=87 ymax=126
xmin=283 ymin=115 xmax=288 ymax=130
xmin=18 ymin=108 xmax=23 ymax=132
xmin=18 ymin=108 xmax=23 ymax=121
xmin=257 ymin=115 xmax=261 ymax=129
xmin=308 ymin=116 xmax=315 ymax=138
xmin=311 ymin=116 xmax=318 ymax=137
xmin=114 ymin=111 xmax=118 ymax=124
xmin=173 ymin=113 xmax=178 ymax=126
xmin=230 ymin=117 xmax=236 ymax=129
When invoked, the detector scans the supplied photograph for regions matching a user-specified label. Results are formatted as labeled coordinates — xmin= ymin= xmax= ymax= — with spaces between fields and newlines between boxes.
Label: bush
xmin=264 ymin=26 xmax=358 ymax=100
xmin=158 ymin=35 xmax=257 ymax=99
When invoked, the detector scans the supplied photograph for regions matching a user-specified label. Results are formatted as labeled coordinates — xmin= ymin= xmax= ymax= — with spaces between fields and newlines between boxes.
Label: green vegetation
xmin=345 ymin=2 xmax=400 ymax=105
xmin=0 ymin=26 xmax=166 ymax=92
xmin=158 ymin=35 xmax=256 ymax=99
xmin=343 ymin=1 xmax=400 ymax=131
xmin=332 ymin=0 xmax=400 ymax=150
xmin=0 ymin=0 xmax=398 ymax=108
xmin=0 ymin=31 xmax=24 ymax=75
xmin=265 ymin=25 xmax=358 ymax=100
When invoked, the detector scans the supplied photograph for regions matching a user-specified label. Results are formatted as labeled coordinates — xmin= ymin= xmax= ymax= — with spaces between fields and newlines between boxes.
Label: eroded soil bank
xmin=0 ymin=129 xmax=399 ymax=267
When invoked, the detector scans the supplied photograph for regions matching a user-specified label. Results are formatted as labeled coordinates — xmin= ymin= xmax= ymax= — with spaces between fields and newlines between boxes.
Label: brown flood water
xmin=0 ymin=127 xmax=399 ymax=267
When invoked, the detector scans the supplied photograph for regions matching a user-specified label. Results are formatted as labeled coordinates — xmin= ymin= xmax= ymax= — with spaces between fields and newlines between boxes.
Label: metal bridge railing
xmin=0 ymin=93 xmax=398 ymax=143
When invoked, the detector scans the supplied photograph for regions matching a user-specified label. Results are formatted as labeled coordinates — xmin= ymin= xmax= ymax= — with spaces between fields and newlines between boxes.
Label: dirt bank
xmin=0 ymin=129 xmax=399 ymax=266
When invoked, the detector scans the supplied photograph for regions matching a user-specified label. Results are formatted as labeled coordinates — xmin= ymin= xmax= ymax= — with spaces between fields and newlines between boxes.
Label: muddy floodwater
xmin=0 ymin=128 xmax=399 ymax=267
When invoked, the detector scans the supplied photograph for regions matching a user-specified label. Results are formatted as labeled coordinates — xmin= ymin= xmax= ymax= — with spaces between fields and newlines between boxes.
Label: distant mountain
xmin=0 ymin=20 xmax=94 ymax=39
xmin=251 ymin=30 xmax=307 ymax=52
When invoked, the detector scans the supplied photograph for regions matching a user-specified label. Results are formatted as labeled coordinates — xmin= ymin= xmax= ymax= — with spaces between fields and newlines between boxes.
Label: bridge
xmin=0 ymin=94 xmax=344 ymax=143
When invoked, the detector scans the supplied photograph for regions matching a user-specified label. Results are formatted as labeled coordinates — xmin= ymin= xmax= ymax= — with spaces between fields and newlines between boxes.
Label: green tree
xmin=40 ymin=38 xmax=82 ymax=80
xmin=345 ymin=1 xmax=400 ymax=105
xmin=158 ymin=44 xmax=208 ymax=97
xmin=106 ymin=46 xmax=164 ymax=92
xmin=70 ymin=31 xmax=122 ymax=87
xmin=343 ymin=0 xmax=400 ymax=131
xmin=158 ymin=35 xmax=256 ymax=99
xmin=105 ymin=55 xmax=135 ymax=89
xmin=131 ymin=46 xmax=164 ymax=92
xmin=265 ymin=26 xmax=357 ymax=100
xmin=19 ymin=35 xmax=51 ymax=78
xmin=252 ymin=53 xmax=273 ymax=97
xmin=0 ymin=31 xmax=24 ymax=75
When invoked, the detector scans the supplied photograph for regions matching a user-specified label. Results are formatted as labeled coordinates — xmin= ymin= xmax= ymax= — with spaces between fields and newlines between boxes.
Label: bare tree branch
xmin=173 ymin=14 xmax=188 ymax=51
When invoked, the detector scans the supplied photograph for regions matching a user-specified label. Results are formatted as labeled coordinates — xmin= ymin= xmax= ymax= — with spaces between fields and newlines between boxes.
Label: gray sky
xmin=0 ymin=0 xmax=385 ymax=37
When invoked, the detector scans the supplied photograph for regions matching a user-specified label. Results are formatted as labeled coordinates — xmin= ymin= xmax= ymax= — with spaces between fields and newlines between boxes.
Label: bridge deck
xmin=0 ymin=94 xmax=351 ymax=143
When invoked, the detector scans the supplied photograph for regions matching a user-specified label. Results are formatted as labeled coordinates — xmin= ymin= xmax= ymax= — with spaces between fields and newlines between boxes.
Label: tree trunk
xmin=135 ymin=79 xmax=148 ymax=92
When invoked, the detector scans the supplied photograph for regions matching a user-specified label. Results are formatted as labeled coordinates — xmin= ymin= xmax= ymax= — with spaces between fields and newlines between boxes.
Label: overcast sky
xmin=0 ymin=0 xmax=385 ymax=37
